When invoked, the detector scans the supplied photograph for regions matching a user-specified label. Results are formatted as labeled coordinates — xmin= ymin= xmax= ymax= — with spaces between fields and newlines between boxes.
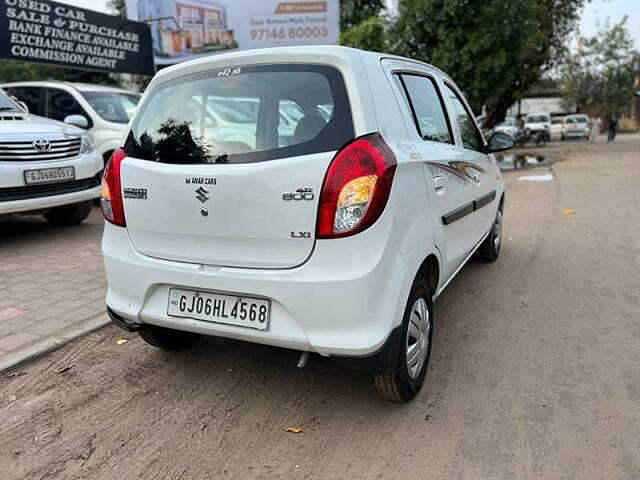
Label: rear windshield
xmin=125 ymin=64 xmax=354 ymax=164
xmin=527 ymin=115 xmax=549 ymax=123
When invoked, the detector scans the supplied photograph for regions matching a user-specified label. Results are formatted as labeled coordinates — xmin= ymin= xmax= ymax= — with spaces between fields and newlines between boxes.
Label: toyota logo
xmin=33 ymin=139 xmax=51 ymax=153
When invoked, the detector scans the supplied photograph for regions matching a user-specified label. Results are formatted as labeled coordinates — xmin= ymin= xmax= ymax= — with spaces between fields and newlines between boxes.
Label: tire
xmin=44 ymin=200 xmax=93 ymax=226
xmin=561 ymin=135 xmax=565 ymax=141
xmin=373 ymin=280 xmax=434 ymax=402
xmin=476 ymin=204 xmax=503 ymax=262
xmin=138 ymin=325 xmax=198 ymax=350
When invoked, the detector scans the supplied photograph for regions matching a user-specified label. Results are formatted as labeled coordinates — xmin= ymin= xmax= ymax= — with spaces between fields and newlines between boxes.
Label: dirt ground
xmin=1 ymin=136 xmax=638 ymax=480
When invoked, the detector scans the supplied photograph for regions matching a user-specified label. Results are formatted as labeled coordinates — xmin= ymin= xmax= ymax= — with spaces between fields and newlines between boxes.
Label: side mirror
xmin=64 ymin=114 xmax=89 ymax=129
xmin=486 ymin=132 xmax=515 ymax=153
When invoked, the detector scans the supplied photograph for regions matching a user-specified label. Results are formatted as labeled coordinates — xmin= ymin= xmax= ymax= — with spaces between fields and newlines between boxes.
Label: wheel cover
xmin=406 ymin=297 xmax=430 ymax=379
xmin=494 ymin=209 xmax=503 ymax=249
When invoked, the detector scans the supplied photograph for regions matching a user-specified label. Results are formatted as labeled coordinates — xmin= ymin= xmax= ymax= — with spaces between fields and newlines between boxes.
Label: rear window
xmin=527 ymin=115 xmax=549 ymax=123
xmin=125 ymin=64 xmax=354 ymax=164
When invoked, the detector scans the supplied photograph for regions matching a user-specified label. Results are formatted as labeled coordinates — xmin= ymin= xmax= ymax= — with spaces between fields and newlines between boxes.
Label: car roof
xmin=148 ymin=45 xmax=451 ymax=89
xmin=0 ymin=80 xmax=137 ymax=95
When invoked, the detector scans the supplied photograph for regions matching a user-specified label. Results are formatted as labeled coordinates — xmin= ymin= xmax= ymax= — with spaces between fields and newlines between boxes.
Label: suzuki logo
xmin=32 ymin=139 xmax=51 ymax=153
xmin=195 ymin=186 xmax=210 ymax=203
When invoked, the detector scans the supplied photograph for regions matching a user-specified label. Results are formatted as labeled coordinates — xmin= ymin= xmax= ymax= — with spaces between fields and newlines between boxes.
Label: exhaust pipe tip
xmin=296 ymin=351 xmax=310 ymax=369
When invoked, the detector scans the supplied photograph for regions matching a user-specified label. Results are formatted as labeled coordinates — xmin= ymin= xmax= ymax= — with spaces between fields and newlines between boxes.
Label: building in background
xmin=134 ymin=0 xmax=235 ymax=60
xmin=507 ymin=94 xmax=576 ymax=117
xmin=126 ymin=0 xmax=340 ymax=66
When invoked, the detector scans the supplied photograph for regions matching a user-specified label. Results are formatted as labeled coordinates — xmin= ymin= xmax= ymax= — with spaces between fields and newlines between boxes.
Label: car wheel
xmin=476 ymin=205 xmax=503 ymax=262
xmin=44 ymin=200 xmax=93 ymax=226
xmin=373 ymin=280 xmax=434 ymax=402
xmin=138 ymin=325 xmax=198 ymax=350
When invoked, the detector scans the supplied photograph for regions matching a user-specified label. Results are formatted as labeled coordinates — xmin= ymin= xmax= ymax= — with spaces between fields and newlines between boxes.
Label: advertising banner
xmin=0 ymin=0 xmax=155 ymax=75
xmin=125 ymin=0 xmax=340 ymax=65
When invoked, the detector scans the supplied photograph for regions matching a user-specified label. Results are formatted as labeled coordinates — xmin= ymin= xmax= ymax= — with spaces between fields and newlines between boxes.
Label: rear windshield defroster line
xmin=124 ymin=64 xmax=355 ymax=165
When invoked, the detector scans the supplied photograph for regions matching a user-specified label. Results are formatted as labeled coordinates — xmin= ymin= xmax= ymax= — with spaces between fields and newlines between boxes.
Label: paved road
xmin=0 ymin=136 xmax=638 ymax=479
xmin=0 ymin=209 xmax=107 ymax=371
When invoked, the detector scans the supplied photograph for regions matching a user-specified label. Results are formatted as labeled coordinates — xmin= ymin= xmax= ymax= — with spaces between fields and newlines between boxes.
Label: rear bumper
xmin=102 ymin=211 xmax=413 ymax=363
xmin=562 ymin=130 xmax=589 ymax=137
xmin=0 ymin=179 xmax=101 ymax=215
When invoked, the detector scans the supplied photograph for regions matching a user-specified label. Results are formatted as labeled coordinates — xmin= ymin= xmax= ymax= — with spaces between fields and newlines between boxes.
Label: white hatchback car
xmin=101 ymin=47 xmax=513 ymax=402
xmin=561 ymin=114 xmax=590 ymax=140
xmin=1 ymin=81 xmax=140 ymax=165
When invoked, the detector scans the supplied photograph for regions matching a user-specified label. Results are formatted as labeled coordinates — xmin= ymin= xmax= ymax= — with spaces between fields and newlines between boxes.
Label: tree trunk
xmin=484 ymin=91 xmax=517 ymax=129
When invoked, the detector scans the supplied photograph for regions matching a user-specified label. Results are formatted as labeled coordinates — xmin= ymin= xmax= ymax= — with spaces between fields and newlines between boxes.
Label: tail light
xmin=101 ymin=148 xmax=127 ymax=226
xmin=317 ymin=133 xmax=397 ymax=238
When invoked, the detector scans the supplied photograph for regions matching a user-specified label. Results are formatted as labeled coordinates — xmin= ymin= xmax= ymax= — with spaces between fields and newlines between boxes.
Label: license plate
xmin=167 ymin=288 xmax=270 ymax=330
xmin=24 ymin=167 xmax=75 ymax=185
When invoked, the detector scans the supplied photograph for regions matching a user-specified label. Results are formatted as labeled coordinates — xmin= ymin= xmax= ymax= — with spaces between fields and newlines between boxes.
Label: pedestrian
xmin=607 ymin=115 xmax=618 ymax=143
xmin=590 ymin=116 xmax=602 ymax=142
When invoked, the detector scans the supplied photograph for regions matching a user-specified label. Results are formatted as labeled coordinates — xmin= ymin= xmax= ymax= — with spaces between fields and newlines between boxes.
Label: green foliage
xmin=559 ymin=18 xmax=639 ymax=117
xmin=0 ymin=61 xmax=117 ymax=85
xmin=106 ymin=0 xmax=126 ymax=17
xmin=340 ymin=0 xmax=385 ymax=31
xmin=340 ymin=16 xmax=388 ymax=52
xmin=391 ymin=0 xmax=585 ymax=126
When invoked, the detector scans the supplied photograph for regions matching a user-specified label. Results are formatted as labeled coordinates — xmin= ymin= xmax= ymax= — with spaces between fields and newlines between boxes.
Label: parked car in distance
xmin=101 ymin=46 xmax=512 ymax=402
xmin=494 ymin=117 xmax=518 ymax=139
xmin=550 ymin=116 xmax=565 ymax=141
xmin=561 ymin=114 xmax=590 ymax=140
xmin=524 ymin=112 xmax=551 ymax=141
xmin=0 ymin=89 xmax=102 ymax=225
xmin=0 ymin=81 xmax=140 ymax=165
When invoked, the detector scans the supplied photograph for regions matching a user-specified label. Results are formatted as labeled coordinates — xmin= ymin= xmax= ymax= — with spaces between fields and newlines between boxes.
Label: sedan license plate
xmin=24 ymin=167 xmax=75 ymax=185
xmin=167 ymin=288 xmax=270 ymax=330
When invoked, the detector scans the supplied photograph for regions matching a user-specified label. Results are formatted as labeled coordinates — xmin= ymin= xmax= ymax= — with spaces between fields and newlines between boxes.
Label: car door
xmin=390 ymin=69 xmax=477 ymax=282
xmin=441 ymin=82 xmax=497 ymax=242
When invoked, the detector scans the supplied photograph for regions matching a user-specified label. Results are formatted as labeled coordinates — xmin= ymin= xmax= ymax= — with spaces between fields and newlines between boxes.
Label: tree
xmin=106 ymin=0 xmax=126 ymax=17
xmin=340 ymin=0 xmax=385 ymax=31
xmin=340 ymin=16 xmax=388 ymax=52
xmin=391 ymin=0 xmax=586 ymax=127
xmin=0 ymin=61 xmax=117 ymax=85
xmin=560 ymin=18 xmax=639 ymax=118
